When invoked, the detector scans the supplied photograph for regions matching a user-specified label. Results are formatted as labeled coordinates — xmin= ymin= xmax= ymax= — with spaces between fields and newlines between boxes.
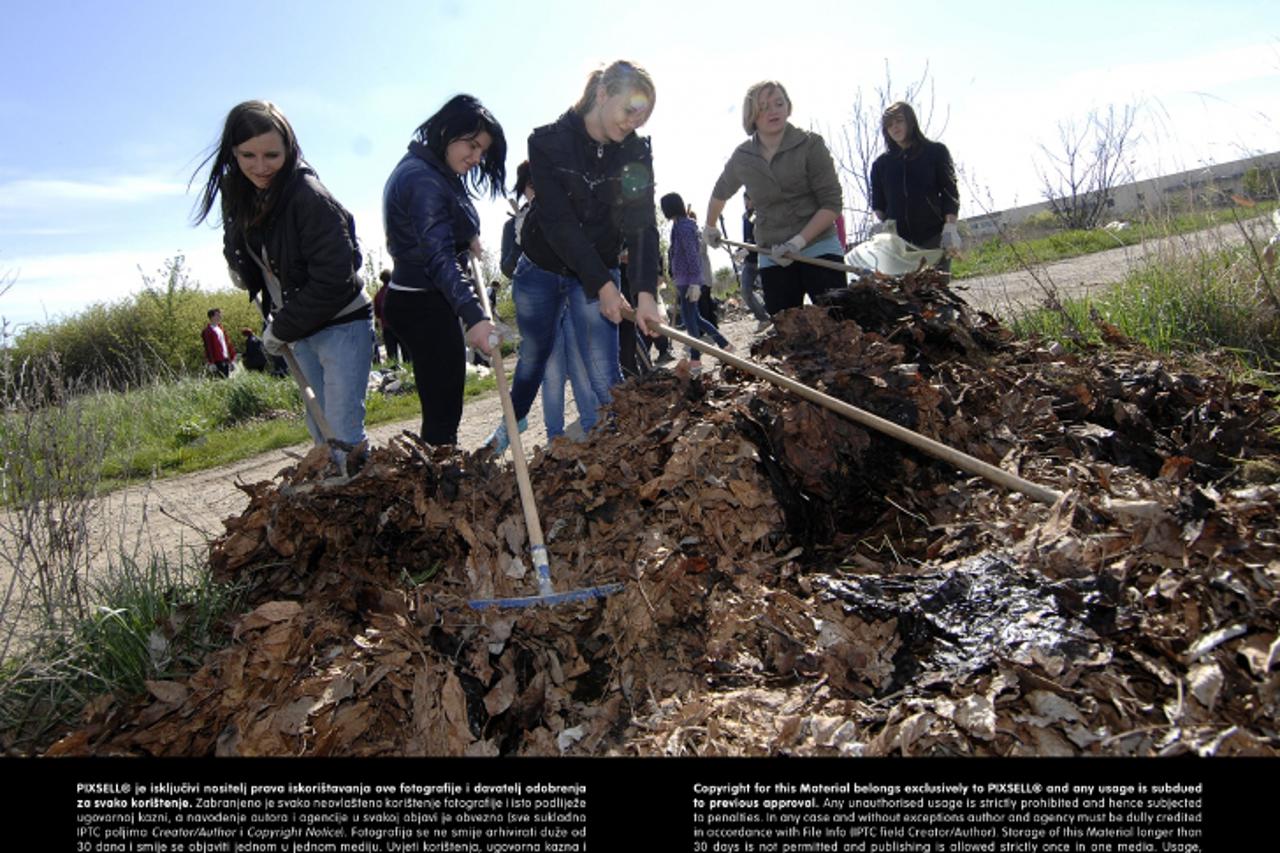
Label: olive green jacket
xmin=711 ymin=124 xmax=843 ymax=248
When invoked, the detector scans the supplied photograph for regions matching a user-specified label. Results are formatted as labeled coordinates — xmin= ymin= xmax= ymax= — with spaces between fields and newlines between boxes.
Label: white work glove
xmin=702 ymin=225 xmax=723 ymax=249
xmin=940 ymin=222 xmax=962 ymax=254
xmin=872 ymin=219 xmax=897 ymax=237
xmin=685 ymin=284 xmax=702 ymax=302
xmin=769 ymin=233 xmax=807 ymax=267
xmin=261 ymin=324 xmax=288 ymax=356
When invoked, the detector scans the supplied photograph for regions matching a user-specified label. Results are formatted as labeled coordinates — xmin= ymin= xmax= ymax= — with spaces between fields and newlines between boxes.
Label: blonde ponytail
xmin=573 ymin=60 xmax=657 ymax=115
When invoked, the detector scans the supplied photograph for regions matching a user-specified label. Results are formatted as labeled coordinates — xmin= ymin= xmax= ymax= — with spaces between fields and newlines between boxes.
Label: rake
xmin=465 ymin=257 xmax=624 ymax=610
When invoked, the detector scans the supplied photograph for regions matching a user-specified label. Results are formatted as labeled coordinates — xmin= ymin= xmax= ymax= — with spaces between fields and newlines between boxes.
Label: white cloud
xmin=1 ymin=238 xmax=227 ymax=331
xmin=0 ymin=176 xmax=187 ymax=211
xmin=1056 ymin=42 xmax=1278 ymax=104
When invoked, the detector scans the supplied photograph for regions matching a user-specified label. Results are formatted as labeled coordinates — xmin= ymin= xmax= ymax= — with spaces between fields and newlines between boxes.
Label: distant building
xmin=962 ymin=150 xmax=1280 ymax=238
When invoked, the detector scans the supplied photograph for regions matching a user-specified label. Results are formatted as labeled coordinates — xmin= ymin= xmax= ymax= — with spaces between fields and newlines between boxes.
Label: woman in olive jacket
xmin=193 ymin=100 xmax=372 ymax=462
xmin=382 ymin=94 xmax=505 ymax=446
xmin=703 ymin=80 xmax=845 ymax=316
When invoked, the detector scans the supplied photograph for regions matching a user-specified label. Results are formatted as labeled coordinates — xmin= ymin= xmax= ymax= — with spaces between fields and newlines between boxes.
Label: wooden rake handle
xmin=721 ymin=238 xmax=861 ymax=274
xmin=470 ymin=259 xmax=554 ymax=593
xmin=625 ymin=307 xmax=1063 ymax=506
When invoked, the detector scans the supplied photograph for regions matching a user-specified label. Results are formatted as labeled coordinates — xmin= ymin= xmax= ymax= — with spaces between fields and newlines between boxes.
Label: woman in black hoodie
xmin=488 ymin=60 xmax=663 ymax=451
xmin=869 ymin=101 xmax=962 ymax=270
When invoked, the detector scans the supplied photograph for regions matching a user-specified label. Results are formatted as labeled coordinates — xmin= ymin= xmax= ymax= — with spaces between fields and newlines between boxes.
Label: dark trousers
xmin=759 ymin=254 xmax=846 ymax=315
xmin=381 ymin=325 xmax=409 ymax=363
xmin=384 ymin=288 xmax=465 ymax=446
xmin=698 ymin=285 xmax=718 ymax=326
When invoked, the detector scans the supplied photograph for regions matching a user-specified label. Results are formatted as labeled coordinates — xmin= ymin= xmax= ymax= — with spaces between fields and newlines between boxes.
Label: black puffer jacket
xmin=224 ymin=167 xmax=367 ymax=342
xmin=519 ymin=110 xmax=659 ymax=298
xmin=870 ymin=140 xmax=960 ymax=247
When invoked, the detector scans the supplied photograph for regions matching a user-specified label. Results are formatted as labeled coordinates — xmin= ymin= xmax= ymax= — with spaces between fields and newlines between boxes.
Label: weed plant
xmin=1011 ymin=234 xmax=1280 ymax=370
xmin=0 ymin=551 xmax=243 ymax=754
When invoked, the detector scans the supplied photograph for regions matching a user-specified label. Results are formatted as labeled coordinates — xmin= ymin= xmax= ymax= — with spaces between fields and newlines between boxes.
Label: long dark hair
xmin=881 ymin=101 xmax=931 ymax=151
xmin=513 ymin=160 xmax=532 ymax=200
xmin=415 ymin=94 xmax=507 ymax=200
xmin=659 ymin=192 xmax=687 ymax=221
xmin=191 ymin=100 xmax=302 ymax=228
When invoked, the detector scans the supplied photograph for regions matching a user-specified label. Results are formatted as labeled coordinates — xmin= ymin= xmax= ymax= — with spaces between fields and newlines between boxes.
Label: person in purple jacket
xmin=661 ymin=192 xmax=733 ymax=376
xmin=382 ymin=94 xmax=506 ymax=446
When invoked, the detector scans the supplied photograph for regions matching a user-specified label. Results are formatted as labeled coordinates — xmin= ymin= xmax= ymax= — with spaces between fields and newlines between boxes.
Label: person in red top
xmin=202 ymin=307 xmax=237 ymax=378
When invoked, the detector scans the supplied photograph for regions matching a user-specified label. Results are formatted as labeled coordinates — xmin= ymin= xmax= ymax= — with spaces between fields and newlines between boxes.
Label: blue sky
xmin=1 ymin=0 xmax=1276 ymax=333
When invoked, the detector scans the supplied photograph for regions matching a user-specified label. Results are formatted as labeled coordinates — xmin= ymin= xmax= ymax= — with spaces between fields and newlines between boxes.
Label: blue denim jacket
xmin=382 ymin=141 xmax=485 ymax=329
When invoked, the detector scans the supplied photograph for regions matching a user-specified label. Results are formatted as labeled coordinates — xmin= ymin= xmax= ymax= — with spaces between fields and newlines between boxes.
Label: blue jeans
xmin=541 ymin=304 xmax=598 ymax=438
xmin=678 ymin=289 xmax=729 ymax=361
xmin=289 ymin=316 xmax=373 ymax=462
xmin=509 ymin=260 xmax=620 ymax=426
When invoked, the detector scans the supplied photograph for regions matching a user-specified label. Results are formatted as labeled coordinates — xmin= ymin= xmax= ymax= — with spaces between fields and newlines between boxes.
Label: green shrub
xmin=222 ymin=371 xmax=280 ymax=426
xmin=7 ymin=256 xmax=262 ymax=391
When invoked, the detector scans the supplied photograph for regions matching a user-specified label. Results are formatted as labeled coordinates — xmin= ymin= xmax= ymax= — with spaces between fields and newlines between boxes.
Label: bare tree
xmin=1036 ymin=104 xmax=1139 ymax=230
xmin=829 ymin=62 xmax=949 ymax=244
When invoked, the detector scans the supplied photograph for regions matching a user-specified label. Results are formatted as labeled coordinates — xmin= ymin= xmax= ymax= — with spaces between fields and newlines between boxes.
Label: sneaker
xmin=720 ymin=340 xmax=736 ymax=354
xmin=485 ymin=417 xmax=528 ymax=453
xmin=656 ymin=350 xmax=675 ymax=365
xmin=689 ymin=361 xmax=703 ymax=378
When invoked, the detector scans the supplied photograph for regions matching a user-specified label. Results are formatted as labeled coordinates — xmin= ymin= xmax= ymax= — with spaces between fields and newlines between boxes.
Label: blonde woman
xmin=489 ymin=60 xmax=663 ymax=450
xmin=704 ymin=81 xmax=844 ymax=315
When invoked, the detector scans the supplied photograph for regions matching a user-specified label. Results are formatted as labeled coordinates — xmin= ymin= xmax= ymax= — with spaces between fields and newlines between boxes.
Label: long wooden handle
xmin=626 ymin=308 xmax=1063 ymax=506
xmin=721 ymin=238 xmax=861 ymax=274
xmin=280 ymin=347 xmax=340 ymax=447
xmin=470 ymin=260 xmax=550 ymax=569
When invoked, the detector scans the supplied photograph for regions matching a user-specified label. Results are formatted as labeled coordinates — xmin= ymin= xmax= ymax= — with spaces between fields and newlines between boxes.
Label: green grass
xmin=0 ymin=551 xmax=245 ymax=753
xmin=2 ymin=363 xmax=498 ymax=493
xmin=1011 ymin=244 xmax=1280 ymax=369
xmin=954 ymin=203 xmax=1279 ymax=279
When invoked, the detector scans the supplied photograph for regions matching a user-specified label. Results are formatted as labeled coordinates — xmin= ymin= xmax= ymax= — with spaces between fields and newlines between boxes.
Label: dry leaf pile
xmin=48 ymin=271 xmax=1280 ymax=758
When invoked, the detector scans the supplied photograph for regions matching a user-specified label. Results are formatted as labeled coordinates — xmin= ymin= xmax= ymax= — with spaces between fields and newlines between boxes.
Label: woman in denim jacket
xmin=382 ymin=95 xmax=506 ymax=446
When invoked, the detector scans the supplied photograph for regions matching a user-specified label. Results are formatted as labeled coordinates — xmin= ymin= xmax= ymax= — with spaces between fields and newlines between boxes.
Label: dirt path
xmin=22 ymin=216 xmax=1277 ymax=575
xmin=957 ymin=217 xmax=1271 ymax=317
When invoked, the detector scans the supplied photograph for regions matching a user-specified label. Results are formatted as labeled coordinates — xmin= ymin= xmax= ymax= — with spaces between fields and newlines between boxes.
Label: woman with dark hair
xmin=703 ymin=80 xmax=845 ymax=316
xmin=382 ymin=94 xmax=506 ymax=446
xmin=869 ymin=101 xmax=961 ymax=269
xmin=661 ymin=192 xmax=732 ymax=376
xmin=193 ymin=100 xmax=372 ymax=463
xmin=487 ymin=60 xmax=663 ymax=451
